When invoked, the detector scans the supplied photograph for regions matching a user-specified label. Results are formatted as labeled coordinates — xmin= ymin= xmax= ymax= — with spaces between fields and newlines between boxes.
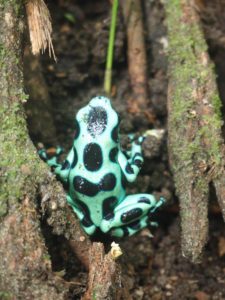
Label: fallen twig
xmin=121 ymin=0 xmax=153 ymax=118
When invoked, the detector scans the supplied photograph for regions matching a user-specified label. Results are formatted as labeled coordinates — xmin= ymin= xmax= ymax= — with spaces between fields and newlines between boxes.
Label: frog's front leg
xmin=100 ymin=194 xmax=164 ymax=237
xmin=39 ymin=146 xmax=75 ymax=183
xmin=67 ymin=195 xmax=97 ymax=235
xmin=118 ymin=136 xmax=145 ymax=182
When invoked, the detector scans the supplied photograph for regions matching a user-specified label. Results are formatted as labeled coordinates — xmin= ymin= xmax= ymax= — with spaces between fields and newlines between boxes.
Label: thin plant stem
xmin=104 ymin=0 xmax=118 ymax=95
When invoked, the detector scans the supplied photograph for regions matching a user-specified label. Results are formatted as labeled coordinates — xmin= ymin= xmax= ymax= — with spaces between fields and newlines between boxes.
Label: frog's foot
xmin=118 ymin=134 xmax=147 ymax=183
xmin=81 ymin=223 xmax=97 ymax=235
xmin=38 ymin=148 xmax=48 ymax=162
xmin=100 ymin=194 xmax=165 ymax=236
xmin=128 ymin=133 xmax=135 ymax=142
xmin=136 ymin=135 xmax=146 ymax=145
xmin=38 ymin=146 xmax=64 ymax=167
xmin=123 ymin=134 xmax=146 ymax=158
xmin=128 ymin=134 xmax=145 ymax=144
xmin=67 ymin=195 xmax=97 ymax=236
xmin=109 ymin=216 xmax=159 ymax=237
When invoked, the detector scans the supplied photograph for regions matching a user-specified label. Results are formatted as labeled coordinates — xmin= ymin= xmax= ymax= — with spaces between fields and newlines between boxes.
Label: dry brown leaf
xmin=25 ymin=0 xmax=56 ymax=60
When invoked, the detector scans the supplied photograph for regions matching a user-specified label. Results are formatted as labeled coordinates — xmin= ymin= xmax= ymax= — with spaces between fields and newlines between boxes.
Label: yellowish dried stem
xmin=26 ymin=0 xmax=56 ymax=61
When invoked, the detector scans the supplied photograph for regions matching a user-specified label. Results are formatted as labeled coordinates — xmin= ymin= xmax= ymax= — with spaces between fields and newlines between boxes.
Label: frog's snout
xmin=89 ymin=96 xmax=112 ymax=108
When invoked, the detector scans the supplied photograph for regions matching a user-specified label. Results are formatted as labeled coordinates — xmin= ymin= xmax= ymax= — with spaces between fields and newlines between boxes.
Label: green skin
xmin=39 ymin=96 xmax=165 ymax=237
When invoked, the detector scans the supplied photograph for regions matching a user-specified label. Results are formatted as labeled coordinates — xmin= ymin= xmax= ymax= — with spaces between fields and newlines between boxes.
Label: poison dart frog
xmin=39 ymin=96 xmax=165 ymax=237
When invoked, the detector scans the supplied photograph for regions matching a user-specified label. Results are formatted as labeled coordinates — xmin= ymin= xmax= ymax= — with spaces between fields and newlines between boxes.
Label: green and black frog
xmin=39 ymin=96 xmax=165 ymax=237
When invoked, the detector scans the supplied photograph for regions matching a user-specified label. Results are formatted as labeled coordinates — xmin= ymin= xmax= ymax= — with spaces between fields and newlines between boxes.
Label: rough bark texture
xmin=0 ymin=1 xmax=65 ymax=298
xmin=0 ymin=1 xmax=91 ymax=297
xmin=166 ymin=0 xmax=225 ymax=263
xmin=39 ymin=176 xmax=91 ymax=271
xmin=0 ymin=3 xmax=126 ymax=298
xmin=82 ymin=243 xmax=124 ymax=300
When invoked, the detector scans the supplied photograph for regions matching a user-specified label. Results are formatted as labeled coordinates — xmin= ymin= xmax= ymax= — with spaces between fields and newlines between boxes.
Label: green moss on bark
xmin=167 ymin=0 xmax=222 ymax=171
xmin=0 ymin=2 xmax=70 ymax=297
xmin=166 ymin=0 xmax=224 ymax=262
xmin=0 ymin=102 xmax=47 ymax=217
xmin=0 ymin=291 xmax=12 ymax=300
xmin=0 ymin=0 xmax=43 ymax=217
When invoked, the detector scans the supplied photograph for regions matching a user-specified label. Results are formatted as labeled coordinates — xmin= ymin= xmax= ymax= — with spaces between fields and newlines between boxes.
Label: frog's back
xmin=68 ymin=96 xmax=125 ymax=225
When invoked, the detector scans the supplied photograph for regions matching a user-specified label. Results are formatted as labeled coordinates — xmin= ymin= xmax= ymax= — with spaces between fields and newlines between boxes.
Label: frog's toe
xmin=55 ymin=146 xmax=64 ymax=156
xmin=109 ymin=227 xmax=125 ymax=237
xmin=149 ymin=221 xmax=158 ymax=227
xmin=38 ymin=149 xmax=48 ymax=161
xmin=137 ymin=136 xmax=145 ymax=145
xmin=149 ymin=196 xmax=165 ymax=213
xmin=100 ymin=218 xmax=113 ymax=234
xmin=128 ymin=133 xmax=135 ymax=142
xmin=82 ymin=224 xmax=97 ymax=236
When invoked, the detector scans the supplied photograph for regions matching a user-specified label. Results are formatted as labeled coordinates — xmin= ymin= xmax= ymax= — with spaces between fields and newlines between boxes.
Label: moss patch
xmin=166 ymin=0 xmax=223 ymax=171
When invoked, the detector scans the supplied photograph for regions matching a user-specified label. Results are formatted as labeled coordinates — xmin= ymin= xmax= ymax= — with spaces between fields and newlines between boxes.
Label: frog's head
xmin=75 ymin=96 xmax=120 ymax=142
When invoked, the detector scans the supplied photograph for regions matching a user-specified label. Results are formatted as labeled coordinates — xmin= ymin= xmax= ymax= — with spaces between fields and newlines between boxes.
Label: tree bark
xmin=0 ymin=2 xmax=126 ymax=298
xmin=0 ymin=1 xmax=91 ymax=297
xmin=82 ymin=243 xmax=124 ymax=300
xmin=0 ymin=1 xmax=66 ymax=297
xmin=166 ymin=0 xmax=225 ymax=263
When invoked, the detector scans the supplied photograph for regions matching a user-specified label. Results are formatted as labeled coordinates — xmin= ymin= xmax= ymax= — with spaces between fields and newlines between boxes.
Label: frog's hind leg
xmin=100 ymin=194 xmax=165 ymax=237
xmin=66 ymin=195 xmax=97 ymax=236
xmin=109 ymin=216 xmax=158 ymax=237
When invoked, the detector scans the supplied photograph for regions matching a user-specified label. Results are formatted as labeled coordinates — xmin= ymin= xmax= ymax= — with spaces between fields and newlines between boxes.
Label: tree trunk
xmin=166 ymin=0 xmax=225 ymax=263
xmin=0 ymin=2 xmax=126 ymax=298
xmin=0 ymin=1 xmax=91 ymax=297
xmin=0 ymin=1 xmax=66 ymax=298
